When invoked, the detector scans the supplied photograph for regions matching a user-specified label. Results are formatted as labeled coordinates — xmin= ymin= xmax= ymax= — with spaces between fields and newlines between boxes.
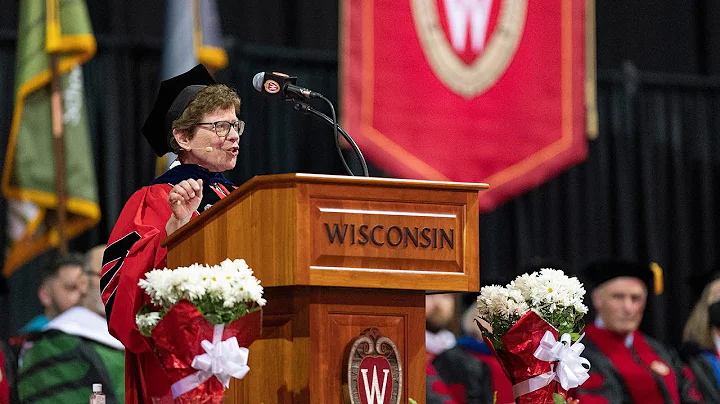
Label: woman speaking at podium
xmin=100 ymin=65 xmax=243 ymax=403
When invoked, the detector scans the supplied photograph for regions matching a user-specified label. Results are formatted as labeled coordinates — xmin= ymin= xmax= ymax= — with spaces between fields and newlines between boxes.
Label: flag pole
xmin=49 ymin=53 xmax=68 ymax=253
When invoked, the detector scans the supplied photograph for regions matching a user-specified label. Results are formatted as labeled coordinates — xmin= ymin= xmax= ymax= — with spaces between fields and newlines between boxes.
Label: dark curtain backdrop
xmin=1 ymin=1 xmax=720 ymax=350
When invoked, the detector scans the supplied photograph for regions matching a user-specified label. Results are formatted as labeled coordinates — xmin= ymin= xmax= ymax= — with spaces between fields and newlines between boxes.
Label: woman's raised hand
xmin=166 ymin=178 xmax=203 ymax=236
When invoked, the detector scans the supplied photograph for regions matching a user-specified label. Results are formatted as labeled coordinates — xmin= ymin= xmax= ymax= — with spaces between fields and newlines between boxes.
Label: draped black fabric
xmin=0 ymin=4 xmax=719 ymax=349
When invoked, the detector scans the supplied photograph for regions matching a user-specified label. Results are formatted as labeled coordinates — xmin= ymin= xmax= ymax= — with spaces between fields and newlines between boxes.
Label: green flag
xmin=2 ymin=0 xmax=99 ymax=275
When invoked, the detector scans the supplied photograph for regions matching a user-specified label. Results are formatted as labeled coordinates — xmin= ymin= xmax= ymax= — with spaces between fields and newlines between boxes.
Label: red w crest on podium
xmin=345 ymin=328 xmax=402 ymax=404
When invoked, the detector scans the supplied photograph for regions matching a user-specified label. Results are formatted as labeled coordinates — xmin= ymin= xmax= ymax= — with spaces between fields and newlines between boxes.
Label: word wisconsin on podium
xmin=341 ymin=0 xmax=589 ymax=211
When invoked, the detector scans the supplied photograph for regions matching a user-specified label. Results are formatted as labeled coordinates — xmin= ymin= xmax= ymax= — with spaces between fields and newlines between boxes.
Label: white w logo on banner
xmin=444 ymin=0 xmax=493 ymax=52
xmin=360 ymin=365 xmax=390 ymax=404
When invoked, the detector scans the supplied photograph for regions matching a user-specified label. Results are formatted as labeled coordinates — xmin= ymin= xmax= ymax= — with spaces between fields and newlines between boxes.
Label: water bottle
xmin=89 ymin=383 xmax=106 ymax=404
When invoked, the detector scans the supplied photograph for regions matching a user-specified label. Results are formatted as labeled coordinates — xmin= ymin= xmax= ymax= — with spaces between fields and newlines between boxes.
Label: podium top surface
xmin=239 ymin=173 xmax=489 ymax=192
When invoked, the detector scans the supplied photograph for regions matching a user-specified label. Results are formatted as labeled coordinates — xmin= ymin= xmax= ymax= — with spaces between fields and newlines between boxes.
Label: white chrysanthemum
xmin=477 ymin=285 xmax=506 ymax=317
xmin=478 ymin=267 xmax=588 ymax=348
xmin=137 ymin=258 xmax=265 ymax=314
xmin=535 ymin=268 xmax=587 ymax=311
xmin=477 ymin=285 xmax=527 ymax=320
xmin=136 ymin=312 xmax=162 ymax=332
xmin=505 ymin=288 xmax=529 ymax=317
xmin=136 ymin=258 xmax=266 ymax=335
xmin=176 ymin=267 xmax=206 ymax=301
xmin=505 ymin=268 xmax=588 ymax=314
xmin=509 ymin=272 xmax=539 ymax=301
xmin=139 ymin=268 xmax=179 ymax=306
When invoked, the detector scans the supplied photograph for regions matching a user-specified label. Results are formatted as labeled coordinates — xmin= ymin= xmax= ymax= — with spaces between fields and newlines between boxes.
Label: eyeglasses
xmin=196 ymin=120 xmax=245 ymax=137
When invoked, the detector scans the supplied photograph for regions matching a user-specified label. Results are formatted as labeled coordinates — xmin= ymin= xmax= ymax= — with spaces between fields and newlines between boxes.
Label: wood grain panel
xmin=226 ymin=288 xmax=310 ymax=404
xmin=308 ymin=268 xmax=470 ymax=291
xmin=168 ymin=186 xmax=299 ymax=287
xmin=240 ymin=186 xmax=298 ymax=286
xmin=309 ymin=288 xmax=426 ymax=404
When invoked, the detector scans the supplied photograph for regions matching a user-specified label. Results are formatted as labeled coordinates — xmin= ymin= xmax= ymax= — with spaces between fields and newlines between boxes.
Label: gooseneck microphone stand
xmin=293 ymin=100 xmax=370 ymax=177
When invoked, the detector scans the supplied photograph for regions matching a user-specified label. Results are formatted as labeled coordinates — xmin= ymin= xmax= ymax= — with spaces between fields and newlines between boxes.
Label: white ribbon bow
xmin=511 ymin=331 xmax=591 ymax=398
xmin=170 ymin=324 xmax=251 ymax=399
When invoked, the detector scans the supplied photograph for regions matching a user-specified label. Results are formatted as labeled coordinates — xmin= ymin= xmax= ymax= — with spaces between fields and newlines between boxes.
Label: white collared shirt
xmin=426 ymin=330 xmax=456 ymax=355
xmin=595 ymin=317 xmax=634 ymax=348
xmin=43 ymin=306 xmax=124 ymax=350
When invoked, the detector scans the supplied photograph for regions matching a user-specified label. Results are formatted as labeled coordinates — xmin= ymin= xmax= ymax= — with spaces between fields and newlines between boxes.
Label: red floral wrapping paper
xmin=151 ymin=300 xmax=262 ymax=403
xmin=483 ymin=311 xmax=568 ymax=404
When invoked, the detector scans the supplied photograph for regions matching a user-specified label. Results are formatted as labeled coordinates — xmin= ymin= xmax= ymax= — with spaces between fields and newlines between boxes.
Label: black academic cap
xmin=142 ymin=64 xmax=216 ymax=156
xmin=584 ymin=259 xmax=664 ymax=295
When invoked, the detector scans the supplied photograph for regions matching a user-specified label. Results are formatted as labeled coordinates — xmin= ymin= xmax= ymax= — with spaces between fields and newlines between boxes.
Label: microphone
xmin=252 ymin=72 xmax=323 ymax=100
xmin=190 ymin=146 xmax=214 ymax=152
xmin=252 ymin=71 xmax=368 ymax=177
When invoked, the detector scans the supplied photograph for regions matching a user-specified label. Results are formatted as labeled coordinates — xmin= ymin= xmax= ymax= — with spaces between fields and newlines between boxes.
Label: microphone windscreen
xmin=252 ymin=72 xmax=265 ymax=92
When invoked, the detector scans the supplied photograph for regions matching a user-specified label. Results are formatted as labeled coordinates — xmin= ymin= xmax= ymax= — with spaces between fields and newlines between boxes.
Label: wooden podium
xmin=164 ymin=174 xmax=487 ymax=403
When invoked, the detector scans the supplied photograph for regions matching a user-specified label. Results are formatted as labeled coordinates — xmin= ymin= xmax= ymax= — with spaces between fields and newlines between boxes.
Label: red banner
xmin=341 ymin=0 xmax=588 ymax=211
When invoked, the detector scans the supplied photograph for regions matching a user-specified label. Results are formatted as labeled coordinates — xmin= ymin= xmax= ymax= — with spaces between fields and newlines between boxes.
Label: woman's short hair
xmin=169 ymin=84 xmax=241 ymax=154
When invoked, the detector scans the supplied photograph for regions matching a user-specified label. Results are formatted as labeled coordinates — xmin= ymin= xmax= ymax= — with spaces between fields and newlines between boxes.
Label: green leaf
xmin=408 ymin=399 xmax=417 ymax=404
xmin=204 ymin=313 xmax=223 ymax=325
xmin=553 ymin=393 xmax=568 ymax=404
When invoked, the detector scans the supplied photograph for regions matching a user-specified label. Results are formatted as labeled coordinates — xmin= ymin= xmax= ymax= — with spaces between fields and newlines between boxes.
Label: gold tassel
xmin=649 ymin=262 xmax=664 ymax=295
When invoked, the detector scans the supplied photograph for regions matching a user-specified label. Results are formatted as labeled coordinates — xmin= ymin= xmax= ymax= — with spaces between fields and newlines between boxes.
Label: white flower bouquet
xmin=476 ymin=268 xmax=590 ymax=404
xmin=135 ymin=258 xmax=265 ymax=404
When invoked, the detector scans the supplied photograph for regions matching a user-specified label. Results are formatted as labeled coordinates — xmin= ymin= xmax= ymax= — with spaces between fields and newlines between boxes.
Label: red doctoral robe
xmin=573 ymin=324 xmax=701 ymax=404
xmin=101 ymin=164 xmax=234 ymax=403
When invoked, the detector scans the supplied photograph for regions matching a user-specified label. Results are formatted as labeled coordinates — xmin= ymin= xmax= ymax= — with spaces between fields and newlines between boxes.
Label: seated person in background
xmin=16 ymin=246 xmax=125 ymax=403
xmin=426 ymin=293 xmax=458 ymax=360
xmin=431 ymin=293 xmax=514 ymax=404
xmin=426 ymin=293 xmax=460 ymax=404
xmin=681 ymin=272 xmax=720 ymax=403
xmin=0 ymin=276 xmax=15 ymax=404
xmin=18 ymin=252 xmax=88 ymax=334
xmin=574 ymin=260 xmax=701 ymax=404
xmin=0 ymin=339 xmax=11 ymax=404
